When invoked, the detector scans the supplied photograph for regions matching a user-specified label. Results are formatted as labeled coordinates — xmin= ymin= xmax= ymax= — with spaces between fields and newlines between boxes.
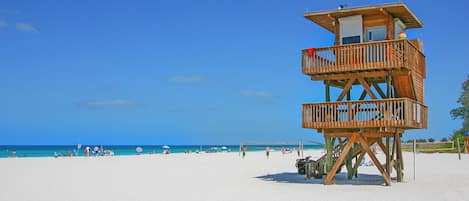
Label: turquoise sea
xmin=0 ymin=145 xmax=323 ymax=158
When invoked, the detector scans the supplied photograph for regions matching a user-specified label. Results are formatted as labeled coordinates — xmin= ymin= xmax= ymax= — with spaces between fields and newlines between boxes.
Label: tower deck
xmin=302 ymin=98 xmax=427 ymax=130
xmin=302 ymin=39 xmax=425 ymax=77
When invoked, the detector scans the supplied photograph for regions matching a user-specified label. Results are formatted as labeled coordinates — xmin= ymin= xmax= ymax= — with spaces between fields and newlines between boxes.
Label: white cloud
xmin=240 ymin=90 xmax=272 ymax=97
xmin=78 ymin=99 xmax=137 ymax=107
xmin=16 ymin=22 xmax=38 ymax=32
xmin=0 ymin=20 xmax=7 ymax=29
xmin=167 ymin=75 xmax=205 ymax=83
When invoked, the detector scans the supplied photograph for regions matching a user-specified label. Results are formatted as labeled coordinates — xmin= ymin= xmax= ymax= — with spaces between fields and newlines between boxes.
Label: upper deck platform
xmin=302 ymin=39 xmax=426 ymax=78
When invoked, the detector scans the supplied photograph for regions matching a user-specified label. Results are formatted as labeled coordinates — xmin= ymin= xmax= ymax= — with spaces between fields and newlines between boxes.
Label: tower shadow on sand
xmin=255 ymin=172 xmax=394 ymax=186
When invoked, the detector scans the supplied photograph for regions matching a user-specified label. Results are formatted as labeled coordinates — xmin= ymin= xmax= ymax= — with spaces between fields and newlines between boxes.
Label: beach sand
xmin=0 ymin=150 xmax=468 ymax=201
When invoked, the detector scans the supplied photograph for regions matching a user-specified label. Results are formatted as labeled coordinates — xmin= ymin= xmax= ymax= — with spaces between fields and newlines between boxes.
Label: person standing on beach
xmin=242 ymin=146 xmax=247 ymax=159
xmin=84 ymin=146 xmax=90 ymax=157
xmin=265 ymin=147 xmax=270 ymax=159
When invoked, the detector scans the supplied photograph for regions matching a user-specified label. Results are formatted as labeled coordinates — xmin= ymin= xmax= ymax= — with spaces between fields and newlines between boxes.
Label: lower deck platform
xmin=302 ymin=98 xmax=427 ymax=130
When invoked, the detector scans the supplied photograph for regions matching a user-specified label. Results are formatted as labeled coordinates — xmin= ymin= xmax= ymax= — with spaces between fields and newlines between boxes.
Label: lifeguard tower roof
xmin=304 ymin=2 xmax=423 ymax=33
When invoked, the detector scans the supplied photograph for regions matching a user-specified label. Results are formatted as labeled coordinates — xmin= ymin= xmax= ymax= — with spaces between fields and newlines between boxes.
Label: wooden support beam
xmin=325 ymin=134 xmax=357 ymax=185
xmin=351 ymin=137 xmax=378 ymax=178
xmin=325 ymin=136 xmax=333 ymax=174
xmin=324 ymin=132 xmax=397 ymax=138
xmin=311 ymin=71 xmax=388 ymax=81
xmin=328 ymin=80 xmax=345 ymax=89
xmin=334 ymin=19 xmax=340 ymax=45
xmin=357 ymin=135 xmax=392 ymax=186
xmin=346 ymin=142 xmax=354 ymax=180
xmin=391 ymin=135 xmax=396 ymax=168
xmin=325 ymin=80 xmax=331 ymax=102
xmin=327 ymin=14 xmax=335 ymax=23
xmin=347 ymin=89 xmax=351 ymax=101
xmin=338 ymin=137 xmax=344 ymax=150
xmin=395 ymin=133 xmax=403 ymax=182
xmin=386 ymin=136 xmax=391 ymax=174
xmin=322 ymin=128 xmax=404 ymax=135
xmin=359 ymin=89 xmax=367 ymax=100
xmin=357 ymin=77 xmax=377 ymax=99
xmin=379 ymin=8 xmax=389 ymax=16
xmin=398 ymin=134 xmax=404 ymax=170
xmin=352 ymin=151 xmax=366 ymax=178
xmin=337 ymin=78 xmax=356 ymax=101
xmin=372 ymin=82 xmax=387 ymax=99
xmin=387 ymin=73 xmax=392 ymax=98
xmin=377 ymin=139 xmax=388 ymax=156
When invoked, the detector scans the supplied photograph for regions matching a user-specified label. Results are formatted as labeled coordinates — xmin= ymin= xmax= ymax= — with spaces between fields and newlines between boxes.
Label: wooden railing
xmin=302 ymin=39 xmax=425 ymax=77
xmin=302 ymin=98 xmax=427 ymax=129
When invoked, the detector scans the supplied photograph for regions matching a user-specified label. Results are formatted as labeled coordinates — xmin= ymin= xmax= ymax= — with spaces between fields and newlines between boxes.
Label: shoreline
xmin=0 ymin=144 xmax=324 ymax=159
xmin=0 ymin=147 xmax=324 ymax=159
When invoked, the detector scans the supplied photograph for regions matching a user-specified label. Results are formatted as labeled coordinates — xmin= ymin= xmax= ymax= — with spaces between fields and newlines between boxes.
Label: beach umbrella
xmin=162 ymin=145 xmax=170 ymax=149
xmin=136 ymin=147 xmax=143 ymax=153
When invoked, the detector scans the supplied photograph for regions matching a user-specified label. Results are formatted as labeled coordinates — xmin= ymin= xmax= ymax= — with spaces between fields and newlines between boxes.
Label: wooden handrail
xmin=302 ymin=98 xmax=427 ymax=129
xmin=302 ymin=39 xmax=426 ymax=77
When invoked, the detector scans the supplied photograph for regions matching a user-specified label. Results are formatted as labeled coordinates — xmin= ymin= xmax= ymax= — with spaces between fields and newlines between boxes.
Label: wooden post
xmin=390 ymin=136 xmax=396 ymax=174
xmin=386 ymin=136 xmax=391 ymax=174
xmin=324 ymin=82 xmax=333 ymax=174
xmin=346 ymin=89 xmax=351 ymax=101
xmin=346 ymin=142 xmax=354 ymax=180
xmin=457 ymin=138 xmax=461 ymax=160
xmin=345 ymin=91 xmax=353 ymax=180
xmin=352 ymin=151 xmax=365 ymax=178
xmin=386 ymin=74 xmax=392 ymax=98
xmin=325 ymin=80 xmax=330 ymax=102
xmin=325 ymin=136 xmax=333 ymax=174
xmin=395 ymin=133 xmax=403 ymax=182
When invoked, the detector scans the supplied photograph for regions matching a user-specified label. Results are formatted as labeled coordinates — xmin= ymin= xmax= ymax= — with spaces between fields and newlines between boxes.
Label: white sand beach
xmin=1 ymin=150 xmax=468 ymax=201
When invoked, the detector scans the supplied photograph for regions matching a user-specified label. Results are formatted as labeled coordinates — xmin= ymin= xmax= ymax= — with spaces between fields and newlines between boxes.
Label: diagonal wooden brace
xmin=324 ymin=134 xmax=357 ymax=185
xmin=357 ymin=135 xmax=392 ymax=186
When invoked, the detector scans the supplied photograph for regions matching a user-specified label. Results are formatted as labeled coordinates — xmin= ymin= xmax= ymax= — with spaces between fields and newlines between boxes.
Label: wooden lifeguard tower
xmin=301 ymin=3 xmax=427 ymax=185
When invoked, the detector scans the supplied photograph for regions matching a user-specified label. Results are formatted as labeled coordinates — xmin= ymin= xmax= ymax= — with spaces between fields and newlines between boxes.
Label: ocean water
xmin=0 ymin=145 xmax=323 ymax=158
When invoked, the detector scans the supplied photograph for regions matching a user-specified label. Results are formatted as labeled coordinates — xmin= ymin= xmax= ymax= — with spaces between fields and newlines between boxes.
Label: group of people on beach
xmin=240 ymin=146 xmax=298 ymax=159
xmin=52 ymin=145 xmax=114 ymax=158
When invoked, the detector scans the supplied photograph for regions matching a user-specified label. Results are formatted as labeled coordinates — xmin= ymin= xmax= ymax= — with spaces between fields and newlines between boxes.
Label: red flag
xmin=307 ymin=48 xmax=315 ymax=57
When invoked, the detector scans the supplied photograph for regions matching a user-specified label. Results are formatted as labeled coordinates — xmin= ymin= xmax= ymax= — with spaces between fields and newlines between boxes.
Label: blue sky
xmin=0 ymin=0 xmax=468 ymax=145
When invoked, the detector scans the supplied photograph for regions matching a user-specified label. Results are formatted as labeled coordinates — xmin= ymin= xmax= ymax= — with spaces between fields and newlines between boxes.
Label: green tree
xmin=450 ymin=74 xmax=469 ymax=145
